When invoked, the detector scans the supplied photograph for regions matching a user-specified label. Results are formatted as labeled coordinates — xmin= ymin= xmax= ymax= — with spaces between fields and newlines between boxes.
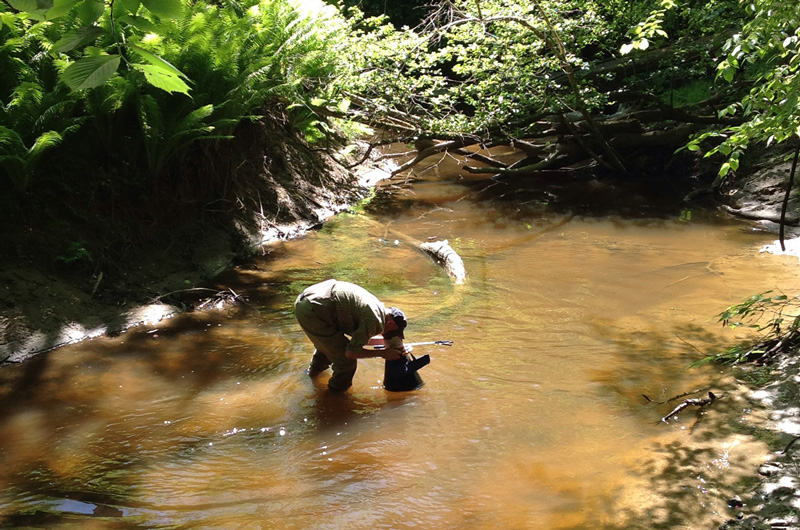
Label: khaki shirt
xmin=295 ymin=279 xmax=388 ymax=354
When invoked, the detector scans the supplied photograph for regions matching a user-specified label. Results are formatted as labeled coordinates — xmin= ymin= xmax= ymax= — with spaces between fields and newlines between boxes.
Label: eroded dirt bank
xmin=0 ymin=118 xmax=389 ymax=364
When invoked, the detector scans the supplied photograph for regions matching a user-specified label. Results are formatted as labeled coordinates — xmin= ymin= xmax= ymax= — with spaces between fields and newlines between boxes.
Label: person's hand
xmin=381 ymin=336 xmax=409 ymax=360
xmin=381 ymin=348 xmax=405 ymax=361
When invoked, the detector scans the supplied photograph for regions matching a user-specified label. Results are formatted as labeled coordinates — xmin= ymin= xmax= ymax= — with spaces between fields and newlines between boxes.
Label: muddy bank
xmin=0 ymin=116 xmax=392 ymax=364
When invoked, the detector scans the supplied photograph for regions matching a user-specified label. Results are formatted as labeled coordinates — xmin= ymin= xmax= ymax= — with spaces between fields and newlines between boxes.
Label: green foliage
xmin=56 ymin=240 xmax=92 ymax=265
xmin=620 ymin=0 xmax=674 ymax=55
xmin=1 ymin=0 xmax=352 ymax=191
xmin=331 ymin=0 xmax=429 ymax=28
xmin=664 ymin=79 xmax=712 ymax=107
xmin=692 ymin=291 xmax=800 ymax=366
xmin=337 ymin=0 xmax=617 ymax=137
xmin=686 ymin=0 xmax=800 ymax=179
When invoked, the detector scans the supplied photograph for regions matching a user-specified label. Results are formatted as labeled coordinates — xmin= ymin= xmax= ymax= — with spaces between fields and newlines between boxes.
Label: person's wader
xmin=294 ymin=280 xmax=358 ymax=391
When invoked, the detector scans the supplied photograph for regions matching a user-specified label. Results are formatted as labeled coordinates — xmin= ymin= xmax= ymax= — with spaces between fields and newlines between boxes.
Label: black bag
xmin=383 ymin=353 xmax=430 ymax=392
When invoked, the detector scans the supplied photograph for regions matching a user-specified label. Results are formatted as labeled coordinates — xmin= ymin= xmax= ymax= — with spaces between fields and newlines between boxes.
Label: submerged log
xmin=372 ymin=221 xmax=468 ymax=285
xmin=419 ymin=240 xmax=467 ymax=285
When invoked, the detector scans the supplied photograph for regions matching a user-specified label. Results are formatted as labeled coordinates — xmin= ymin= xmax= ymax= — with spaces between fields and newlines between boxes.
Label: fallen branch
xmin=464 ymin=152 xmax=560 ymax=175
xmin=452 ymin=149 xmax=509 ymax=168
xmin=661 ymin=391 xmax=717 ymax=423
xmin=391 ymin=137 xmax=480 ymax=176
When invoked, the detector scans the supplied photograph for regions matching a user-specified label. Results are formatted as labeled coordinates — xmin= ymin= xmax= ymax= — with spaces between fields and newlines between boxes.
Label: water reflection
xmin=1 ymin=166 xmax=798 ymax=528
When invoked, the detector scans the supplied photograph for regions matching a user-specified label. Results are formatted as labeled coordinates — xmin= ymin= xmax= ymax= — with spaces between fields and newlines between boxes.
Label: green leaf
xmin=6 ymin=0 xmax=53 ymax=11
xmin=113 ymin=0 xmax=141 ymax=17
xmin=130 ymin=45 xmax=187 ymax=79
xmin=116 ymin=14 xmax=159 ymax=33
xmin=135 ymin=64 xmax=191 ymax=95
xmin=722 ymin=66 xmax=735 ymax=82
xmin=45 ymin=0 xmax=82 ymax=19
xmin=76 ymin=0 xmax=104 ymax=24
xmin=61 ymin=54 xmax=121 ymax=91
xmin=7 ymin=0 xmax=52 ymax=19
xmin=140 ymin=0 xmax=182 ymax=19
xmin=29 ymin=130 xmax=62 ymax=157
xmin=52 ymin=25 xmax=104 ymax=53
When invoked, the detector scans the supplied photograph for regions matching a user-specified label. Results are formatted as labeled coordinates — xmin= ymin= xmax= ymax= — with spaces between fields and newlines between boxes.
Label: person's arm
xmin=346 ymin=336 xmax=408 ymax=360
xmin=346 ymin=347 xmax=403 ymax=360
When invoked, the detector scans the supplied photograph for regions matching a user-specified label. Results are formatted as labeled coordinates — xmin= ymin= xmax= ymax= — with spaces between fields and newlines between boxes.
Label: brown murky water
xmin=1 ymin=158 xmax=799 ymax=529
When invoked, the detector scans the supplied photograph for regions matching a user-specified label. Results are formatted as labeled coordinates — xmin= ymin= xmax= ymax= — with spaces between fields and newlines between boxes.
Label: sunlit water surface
xmin=1 ymin=160 xmax=799 ymax=529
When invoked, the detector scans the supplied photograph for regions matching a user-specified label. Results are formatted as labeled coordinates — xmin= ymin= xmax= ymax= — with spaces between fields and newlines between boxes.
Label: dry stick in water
xmin=642 ymin=388 xmax=707 ymax=405
xmin=660 ymin=391 xmax=718 ymax=423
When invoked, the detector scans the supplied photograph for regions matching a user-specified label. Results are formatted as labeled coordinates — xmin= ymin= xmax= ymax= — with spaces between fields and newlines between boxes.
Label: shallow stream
xmin=1 ymin=155 xmax=799 ymax=529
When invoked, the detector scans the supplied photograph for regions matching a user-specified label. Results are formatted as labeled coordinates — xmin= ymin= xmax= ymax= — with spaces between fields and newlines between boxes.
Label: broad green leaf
xmin=76 ymin=0 xmax=103 ymax=23
xmin=61 ymin=54 xmax=121 ymax=91
xmin=112 ymin=0 xmax=141 ymax=17
xmin=45 ymin=0 xmax=82 ymax=19
xmin=130 ymin=45 xmax=187 ymax=79
xmin=116 ymin=14 xmax=159 ymax=33
xmin=6 ymin=0 xmax=52 ymax=12
xmin=7 ymin=0 xmax=52 ymax=19
xmin=52 ymin=25 xmax=104 ymax=53
xmin=135 ymin=64 xmax=191 ymax=95
xmin=723 ymin=66 xmax=735 ymax=82
xmin=620 ymin=43 xmax=634 ymax=55
xmin=140 ymin=0 xmax=182 ymax=19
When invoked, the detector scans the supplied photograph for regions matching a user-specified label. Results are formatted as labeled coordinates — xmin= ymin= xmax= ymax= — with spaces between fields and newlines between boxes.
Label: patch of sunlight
xmin=760 ymin=237 xmax=800 ymax=262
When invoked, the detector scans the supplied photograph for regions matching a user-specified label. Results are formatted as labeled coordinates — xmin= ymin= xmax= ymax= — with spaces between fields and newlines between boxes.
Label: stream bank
xmin=1 ymin=128 xmax=800 ymax=529
xmin=0 ymin=118 xmax=389 ymax=365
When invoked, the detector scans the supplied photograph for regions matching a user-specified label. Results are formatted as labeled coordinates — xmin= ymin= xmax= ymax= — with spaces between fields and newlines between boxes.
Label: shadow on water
xmin=1 ymin=153 xmax=795 ymax=529
xmin=578 ymin=318 xmax=771 ymax=530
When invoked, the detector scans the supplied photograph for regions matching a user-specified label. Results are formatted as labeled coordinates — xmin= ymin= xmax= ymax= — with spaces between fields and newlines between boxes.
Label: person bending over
xmin=294 ymin=279 xmax=409 ymax=392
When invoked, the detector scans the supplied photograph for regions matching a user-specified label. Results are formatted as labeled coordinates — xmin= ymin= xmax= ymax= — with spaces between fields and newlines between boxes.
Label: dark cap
xmin=384 ymin=307 xmax=407 ymax=339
